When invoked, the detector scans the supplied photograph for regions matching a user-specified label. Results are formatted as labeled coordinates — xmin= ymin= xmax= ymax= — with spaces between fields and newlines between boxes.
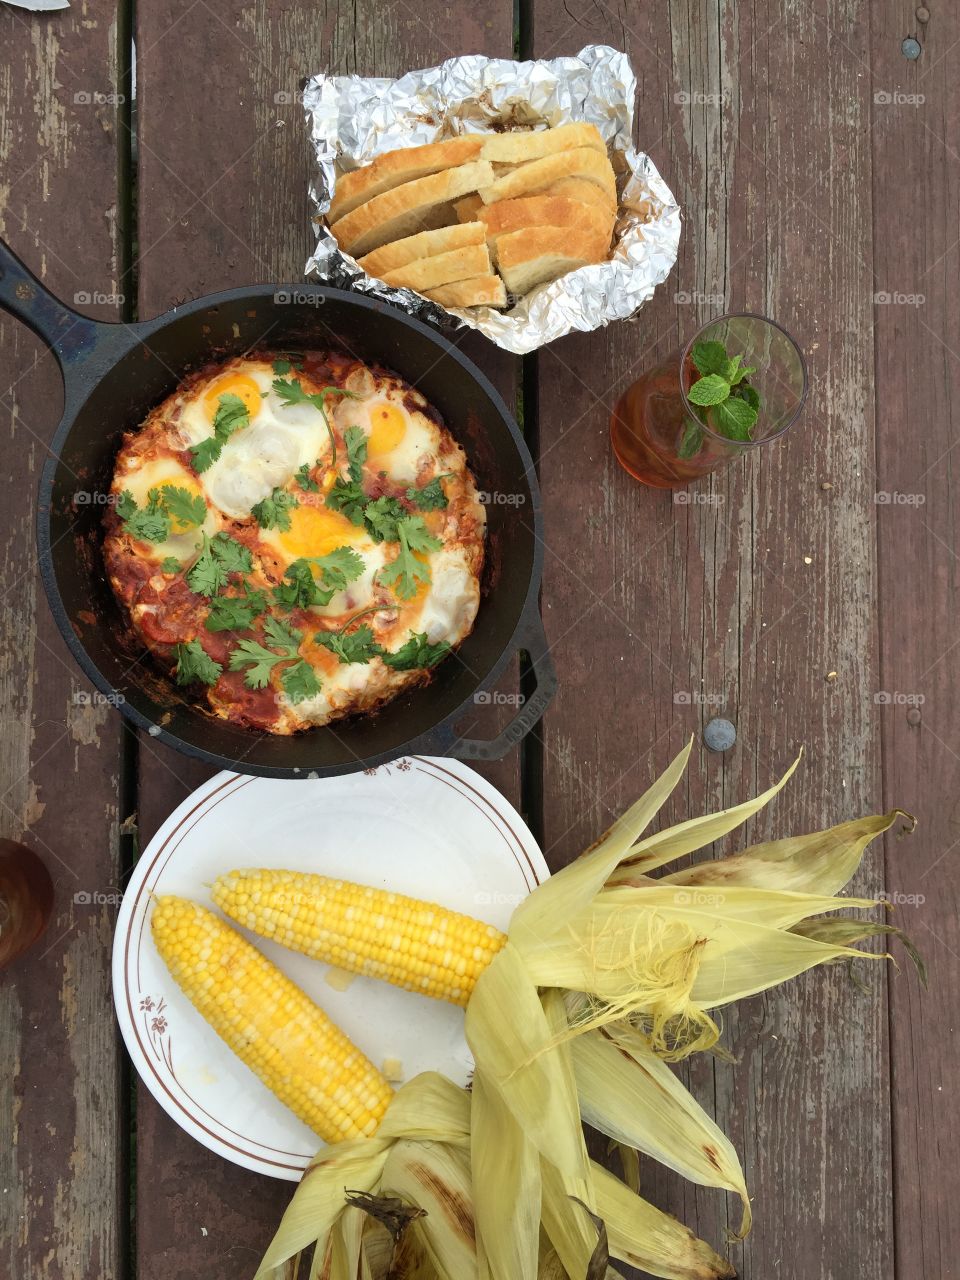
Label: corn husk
xmin=380 ymin=1140 xmax=477 ymax=1280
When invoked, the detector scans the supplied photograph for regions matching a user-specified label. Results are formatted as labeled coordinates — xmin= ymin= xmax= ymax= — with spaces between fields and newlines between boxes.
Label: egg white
xmin=113 ymin=455 xmax=219 ymax=563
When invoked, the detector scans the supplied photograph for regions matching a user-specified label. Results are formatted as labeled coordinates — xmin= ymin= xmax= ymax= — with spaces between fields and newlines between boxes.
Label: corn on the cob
xmin=212 ymin=870 xmax=506 ymax=1007
xmin=151 ymin=895 xmax=393 ymax=1143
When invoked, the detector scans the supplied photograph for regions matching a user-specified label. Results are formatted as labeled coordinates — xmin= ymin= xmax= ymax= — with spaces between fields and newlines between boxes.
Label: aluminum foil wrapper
xmin=303 ymin=45 xmax=681 ymax=356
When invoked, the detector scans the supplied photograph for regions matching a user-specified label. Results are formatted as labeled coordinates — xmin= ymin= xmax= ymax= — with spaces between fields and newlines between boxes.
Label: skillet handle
xmin=0 ymin=237 xmax=92 ymax=352
xmin=446 ymin=611 xmax=557 ymax=761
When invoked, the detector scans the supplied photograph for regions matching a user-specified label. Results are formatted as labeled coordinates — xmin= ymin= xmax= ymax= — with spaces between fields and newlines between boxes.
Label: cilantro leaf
xmin=687 ymin=374 xmax=731 ymax=407
xmin=251 ymin=487 xmax=298 ymax=531
xmin=343 ymin=424 xmax=367 ymax=482
xmin=273 ymin=358 xmax=293 ymax=375
xmin=377 ymin=516 xmax=441 ymax=601
xmin=310 ymin=546 xmax=365 ymax=591
xmin=115 ymin=490 xmax=137 ymax=521
xmin=174 ymin=639 xmax=223 ymax=687
xmin=677 ymin=420 xmax=704 ymax=460
xmin=315 ymin=624 xmax=382 ymax=665
xmin=295 ymin=463 xmax=320 ymax=493
xmin=272 ymin=379 xmax=360 ymax=469
xmin=160 ymin=556 xmax=181 ymax=574
xmin=690 ymin=340 xmax=729 ymax=377
xmin=187 ymin=533 xmax=252 ymax=597
xmin=124 ymin=489 xmax=171 ymax=544
xmin=325 ymin=477 xmax=368 ymax=525
xmin=160 ymin=485 xmax=207 ymax=530
xmin=272 ymin=560 xmax=331 ymax=611
xmin=711 ymin=396 xmax=758 ymax=440
xmin=407 ymin=476 xmax=449 ymax=511
xmin=204 ymin=588 xmax=269 ymax=632
xmin=364 ymin=495 xmax=406 ymax=543
xmin=280 ymin=659 xmax=322 ymax=703
xmin=227 ymin=638 xmax=284 ymax=689
xmin=263 ymin=614 xmax=302 ymax=652
xmin=381 ymin=632 xmax=451 ymax=671
xmin=189 ymin=436 xmax=223 ymax=474
xmin=189 ymin=392 xmax=250 ymax=472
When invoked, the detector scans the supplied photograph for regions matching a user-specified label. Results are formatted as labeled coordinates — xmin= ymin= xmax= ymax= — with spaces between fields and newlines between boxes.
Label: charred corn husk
xmin=211 ymin=871 xmax=506 ymax=1007
xmin=151 ymin=896 xmax=393 ymax=1143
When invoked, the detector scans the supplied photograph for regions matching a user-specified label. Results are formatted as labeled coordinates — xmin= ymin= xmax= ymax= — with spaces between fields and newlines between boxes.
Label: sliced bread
xmin=453 ymin=193 xmax=484 ymax=224
xmin=478 ymin=148 xmax=617 ymax=207
xmin=493 ymin=225 xmax=609 ymax=295
xmin=545 ymin=175 xmax=618 ymax=212
xmin=329 ymin=137 xmax=483 ymax=222
xmin=380 ymin=242 xmax=492 ymax=292
xmin=330 ymin=160 xmax=495 ymax=257
xmin=423 ymin=275 xmax=508 ymax=309
xmin=357 ymin=222 xmax=485 ymax=278
xmin=479 ymin=122 xmax=605 ymax=164
xmin=477 ymin=195 xmax=614 ymax=249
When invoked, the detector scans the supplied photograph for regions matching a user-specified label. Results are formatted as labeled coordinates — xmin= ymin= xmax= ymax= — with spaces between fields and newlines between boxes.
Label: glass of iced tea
xmin=610 ymin=313 xmax=808 ymax=488
xmin=0 ymin=839 xmax=55 ymax=968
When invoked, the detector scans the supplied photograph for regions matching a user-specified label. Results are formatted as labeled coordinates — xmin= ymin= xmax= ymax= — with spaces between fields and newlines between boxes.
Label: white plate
xmin=112 ymin=757 xmax=547 ymax=1179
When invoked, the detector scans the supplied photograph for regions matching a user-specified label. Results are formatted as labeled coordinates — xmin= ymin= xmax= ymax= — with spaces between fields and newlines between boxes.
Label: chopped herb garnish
xmin=363 ymin=495 xmax=407 ymax=543
xmin=120 ymin=485 xmax=207 ymax=544
xmin=315 ymin=624 xmax=382 ymax=665
xmin=272 ymin=377 xmax=360 ymax=471
xmin=174 ymin=639 xmax=223 ymax=687
xmin=295 ymin=462 xmax=320 ymax=493
xmin=160 ymin=556 xmax=181 ymax=574
xmin=377 ymin=516 xmax=442 ymax=601
xmin=228 ymin=615 xmax=319 ymax=702
xmin=407 ymin=475 xmax=450 ymax=511
xmin=186 ymin=532 xmax=253 ymax=597
xmin=381 ymin=631 xmax=451 ymax=671
xmin=123 ymin=488 xmax=170 ymax=543
xmin=272 ymin=545 xmax=365 ymax=611
xmin=189 ymin=392 xmax=251 ymax=473
xmin=115 ymin=490 xmax=137 ymax=521
xmin=204 ymin=586 xmax=269 ymax=632
xmin=280 ymin=659 xmax=322 ymax=703
xmin=160 ymin=485 xmax=208 ymax=531
xmin=251 ymin=487 xmax=298 ymax=532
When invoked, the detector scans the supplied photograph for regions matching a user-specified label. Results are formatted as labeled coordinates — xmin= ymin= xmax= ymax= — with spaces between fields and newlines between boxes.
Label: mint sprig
xmin=682 ymin=339 xmax=762 ymax=456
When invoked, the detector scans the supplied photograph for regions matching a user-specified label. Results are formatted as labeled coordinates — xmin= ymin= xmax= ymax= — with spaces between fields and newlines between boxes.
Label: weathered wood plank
xmin=868 ymin=8 xmax=960 ymax=1278
xmin=531 ymin=1 xmax=890 ymax=1275
xmin=133 ymin=8 xmax=517 ymax=1276
xmin=0 ymin=8 xmax=126 ymax=1280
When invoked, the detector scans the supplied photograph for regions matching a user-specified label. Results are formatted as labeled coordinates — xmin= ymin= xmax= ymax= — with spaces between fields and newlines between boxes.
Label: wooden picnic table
xmin=1 ymin=2 xmax=955 ymax=1277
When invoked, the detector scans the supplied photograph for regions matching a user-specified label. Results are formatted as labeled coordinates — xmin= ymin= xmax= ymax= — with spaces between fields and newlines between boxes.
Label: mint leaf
xmin=687 ymin=374 xmax=731 ymax=407
xmin=174 ymin=639 xmax=222 ymax=687
xmin=677 ymin=420 xmax=704 ymax=460
xmin=736 ymin=383 xmax=760 ymax=412
xmin=381 ymin=632 xmax=451 ymax=671
xmin=711 ymin=396 xmax=758 ymax=440
xmin=690 ymin=340 xmax=729 ymax=377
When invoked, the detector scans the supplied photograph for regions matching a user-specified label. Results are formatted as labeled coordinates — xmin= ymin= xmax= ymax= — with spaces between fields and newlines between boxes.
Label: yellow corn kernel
xmin=151 ymin=896 xmax=393 ymax=1143
xmin=211 ymin=871 xmax=508 ymax=1008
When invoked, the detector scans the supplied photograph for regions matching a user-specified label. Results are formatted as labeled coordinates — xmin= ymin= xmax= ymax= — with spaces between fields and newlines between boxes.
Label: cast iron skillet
xmin=0 ymin=238 xmax=555 ymax=778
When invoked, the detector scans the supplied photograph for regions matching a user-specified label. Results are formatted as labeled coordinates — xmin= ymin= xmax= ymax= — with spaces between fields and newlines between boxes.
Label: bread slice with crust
xmin=477 ymin=196 xmax=614 ymax=250
xmin=545 ymin=175 xmax=618 ymax=212
xmin=453 ymin=193 xmax=484 ymax=224
xmin=357 ymin=222 xmax=485 ymax=278
xmin=479 ymin=122 xmax=605 ymax=164
xmin=493 ymin=225 xmax=609 ymax=294
xmin=424 ymin=275 xmax=508 ymax=309
xmin=329 ymin=137 xmax=484 ymax=222
xmin=478 ymin=148 xmax=617 ymax=207
xmin=330 ymin=160 xmax=495 ymax=257
xmin=380 ymin=242 xmax=492 ymax=292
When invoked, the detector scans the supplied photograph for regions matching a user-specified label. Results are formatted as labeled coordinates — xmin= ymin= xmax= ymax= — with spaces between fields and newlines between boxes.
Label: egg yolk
xmin=203 ymin=373 xmax=262 ymax=421
xmin=366 ymin=403 xmax=407 ymax=458
xmin=279 ymin=504 xmax=363 ymax=559
xmin=155 ymin=477 xmax=206 ymax=533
